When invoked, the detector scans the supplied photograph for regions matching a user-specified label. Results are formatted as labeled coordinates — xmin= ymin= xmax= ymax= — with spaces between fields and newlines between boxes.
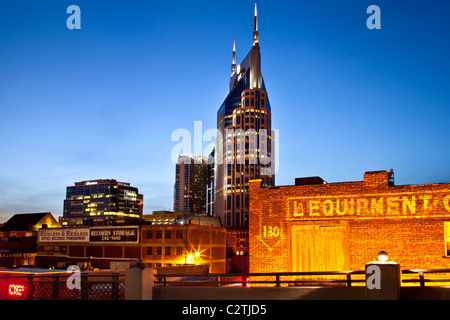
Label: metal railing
xmin=402 ymin=269 xmax=450 ymax=287
xmin=0 ymin=272 xmax=125 ymax=300
xmin=4 ymin=268 xmax=450 ymax=299
xmin=155 ymin=270 xmax=366 ymax=287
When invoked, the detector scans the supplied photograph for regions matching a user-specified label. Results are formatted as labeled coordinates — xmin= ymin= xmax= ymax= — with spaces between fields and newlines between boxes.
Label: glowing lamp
xmin=377 ymin=251 xmax=389 ymax=262
xmin=195 ymin=252 xmax=200 ymax=258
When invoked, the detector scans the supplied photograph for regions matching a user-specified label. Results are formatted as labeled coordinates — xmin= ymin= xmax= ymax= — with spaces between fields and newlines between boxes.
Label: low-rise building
xmin=0 ymin=212 xmax=60 ymax=267
xmin=35 ymin=223 xmax=226 ymax=273
xmin=249 ymin=169 xmax=450 ymax=273
xmin=141 ymin=224 xmax=226 ymax=273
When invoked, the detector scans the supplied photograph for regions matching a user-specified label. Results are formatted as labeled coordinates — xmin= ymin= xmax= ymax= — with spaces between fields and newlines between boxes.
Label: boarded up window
xmin=291 ymin=225 xmax=348 ymax=274
xmin=445 ymin=222 xmax=450 ymax=256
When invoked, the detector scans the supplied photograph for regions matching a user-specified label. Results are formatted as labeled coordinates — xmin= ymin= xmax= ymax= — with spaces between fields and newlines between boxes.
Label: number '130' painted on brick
xmin=263 ymin=226 xmax=280 ymax=238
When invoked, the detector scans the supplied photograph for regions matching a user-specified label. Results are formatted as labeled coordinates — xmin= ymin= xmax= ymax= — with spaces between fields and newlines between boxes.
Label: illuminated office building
xmin=206 ymin=149 xmax=215 ymax=216
xmin=173 ymin=155 xmax=208 ymax=214
xmin=61 ymin=179 xmax=143 ymax=227
xmin=215 ymin=4 xmax=275 ymax=230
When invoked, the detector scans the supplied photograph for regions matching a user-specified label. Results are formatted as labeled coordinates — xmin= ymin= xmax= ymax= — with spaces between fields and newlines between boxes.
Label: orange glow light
xmin=8 ymin=284 xmax=25 ymax=297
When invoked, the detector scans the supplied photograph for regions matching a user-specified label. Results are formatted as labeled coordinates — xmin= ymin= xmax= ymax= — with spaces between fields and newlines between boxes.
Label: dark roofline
xmin=0 ymin=212 xmax=51 ymax=232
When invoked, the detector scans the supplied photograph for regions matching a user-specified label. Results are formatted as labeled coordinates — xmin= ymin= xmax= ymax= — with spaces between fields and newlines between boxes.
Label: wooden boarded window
xmin=291 ymin=225 xmax=348 ymax=273
xmin=445 ymin=222 xmax=450 ymax=256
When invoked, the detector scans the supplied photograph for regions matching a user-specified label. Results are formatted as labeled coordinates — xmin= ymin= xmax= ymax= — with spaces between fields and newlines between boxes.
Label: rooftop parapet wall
xmin=363 ymin=170 xmax=390 ymax=188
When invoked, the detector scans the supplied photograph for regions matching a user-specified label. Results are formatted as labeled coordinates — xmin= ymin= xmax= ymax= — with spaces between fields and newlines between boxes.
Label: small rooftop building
xmin=0 ymin=212 xmax=60 ymax=238
xmin=0 ymin=212 xmax=60 ymax=267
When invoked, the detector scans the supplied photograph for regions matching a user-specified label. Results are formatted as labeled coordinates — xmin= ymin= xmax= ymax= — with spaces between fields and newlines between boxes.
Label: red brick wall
xmin=68 ymin=245 xmax=83 ymax=257
xmin=249 ymin=171 xmax=450 ymax=273
xmin=348 ymin=218 xmax=448 ymax=269
xmin=124 ymin=246 xmax=140 ymax=259
xmin=104 ymin=246 xmax=122 ymax=258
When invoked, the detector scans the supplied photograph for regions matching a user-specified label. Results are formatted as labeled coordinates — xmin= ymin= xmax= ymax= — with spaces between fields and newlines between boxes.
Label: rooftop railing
xmin=402 ymin=269 xmax=450 ymax=287
xmin=0 ymin=271 xmax=125 ymax=300
xmin=155 ymin=270 xmax=367 ymax=287
xmin=3 ymin=268 xmax=450 ymax=299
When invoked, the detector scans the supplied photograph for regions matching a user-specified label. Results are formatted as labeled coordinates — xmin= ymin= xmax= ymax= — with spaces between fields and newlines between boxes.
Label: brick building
xmin=35 ymin=224 xmax=226 ymax=273
xmin=0 ymin=212 xmax=60 ymax=267
xmin=249 ymin=170 xmax=450 ymax=273
xmin=141 ymin=224 xmax=226 ymax=273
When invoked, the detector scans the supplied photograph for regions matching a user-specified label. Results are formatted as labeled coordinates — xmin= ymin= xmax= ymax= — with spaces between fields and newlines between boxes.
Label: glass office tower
xmin=215 ymin=4 xmax=275 ymax=231
xmin=173 ymin=155 xmax=208 ymax=214
xmin=62 ymin=179 xmax=143 ymax=226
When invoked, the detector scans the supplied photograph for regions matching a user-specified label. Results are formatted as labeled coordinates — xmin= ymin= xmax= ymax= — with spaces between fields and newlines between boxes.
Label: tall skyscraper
xmin=215 ymin=4 xmax=275 ymax=230
xmin=173 ymin=155 xmax=208 ymax=213
xmin=206 ymin=149 xmax=215 ymax=216
xmin=62 ymin=179 xmax=143 ymax=226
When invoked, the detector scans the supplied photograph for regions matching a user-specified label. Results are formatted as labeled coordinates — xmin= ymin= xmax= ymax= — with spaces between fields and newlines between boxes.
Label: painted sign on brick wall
xmin=287 ymin=191 xmax=450 ymax=219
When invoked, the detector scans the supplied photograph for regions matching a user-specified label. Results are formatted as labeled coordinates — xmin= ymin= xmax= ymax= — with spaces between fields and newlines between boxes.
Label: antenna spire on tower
xmin=233 ymin=40 xmax=236 ymax=64
xmin=253 ymin=3 xmax=259 ymax=46
xmin=231 ymin=40 xmax=237 ymax=76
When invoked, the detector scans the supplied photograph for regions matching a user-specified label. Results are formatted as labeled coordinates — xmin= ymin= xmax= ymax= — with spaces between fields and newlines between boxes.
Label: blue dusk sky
xmin=0 ymin=0 xmax=449 ymax=222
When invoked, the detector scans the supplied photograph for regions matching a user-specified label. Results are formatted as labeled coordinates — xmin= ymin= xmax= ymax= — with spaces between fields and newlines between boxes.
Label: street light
xmin=186 ymin=252 xmax=201 ymax=265
xmin=377 ymin=251 xmax=389 ymax=262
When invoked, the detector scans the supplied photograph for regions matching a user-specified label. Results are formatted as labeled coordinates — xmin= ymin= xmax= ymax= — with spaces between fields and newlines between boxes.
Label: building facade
xmin=173 ymin=155 xmax=208 ymax=214
xmin=141 ymin=224 xmax=226 ymax=273
xmin=0 ymin=212 xmax=60 ymax=267
xmin=144 ymin=212 xmax=222 ymax=227
xmin=36 ymin=226 xmax=141 ymax=269
xmin=35 ymin=224 xmax=226 ymax=273
xmin=206 ymin=149 xmax=215 ymax=216
xmin=249 ymin=170 xmax=450 ymax=273
xmin=214 ymin=4 xmax=275 ymax=230
xmin=61 ymin=179 xmax=143 ymax=227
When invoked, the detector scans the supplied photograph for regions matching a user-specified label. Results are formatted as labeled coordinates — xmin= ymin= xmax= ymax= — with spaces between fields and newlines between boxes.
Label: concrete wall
xmin=152 ymin=286 xmax=450 ymax=300
xmin=401 ymin=287 xmax=450 ymax=300
xmin=127 ymin=267 xmax=450 ymax=300
xmin=153 ymin=286 xmax=365 ymax=300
